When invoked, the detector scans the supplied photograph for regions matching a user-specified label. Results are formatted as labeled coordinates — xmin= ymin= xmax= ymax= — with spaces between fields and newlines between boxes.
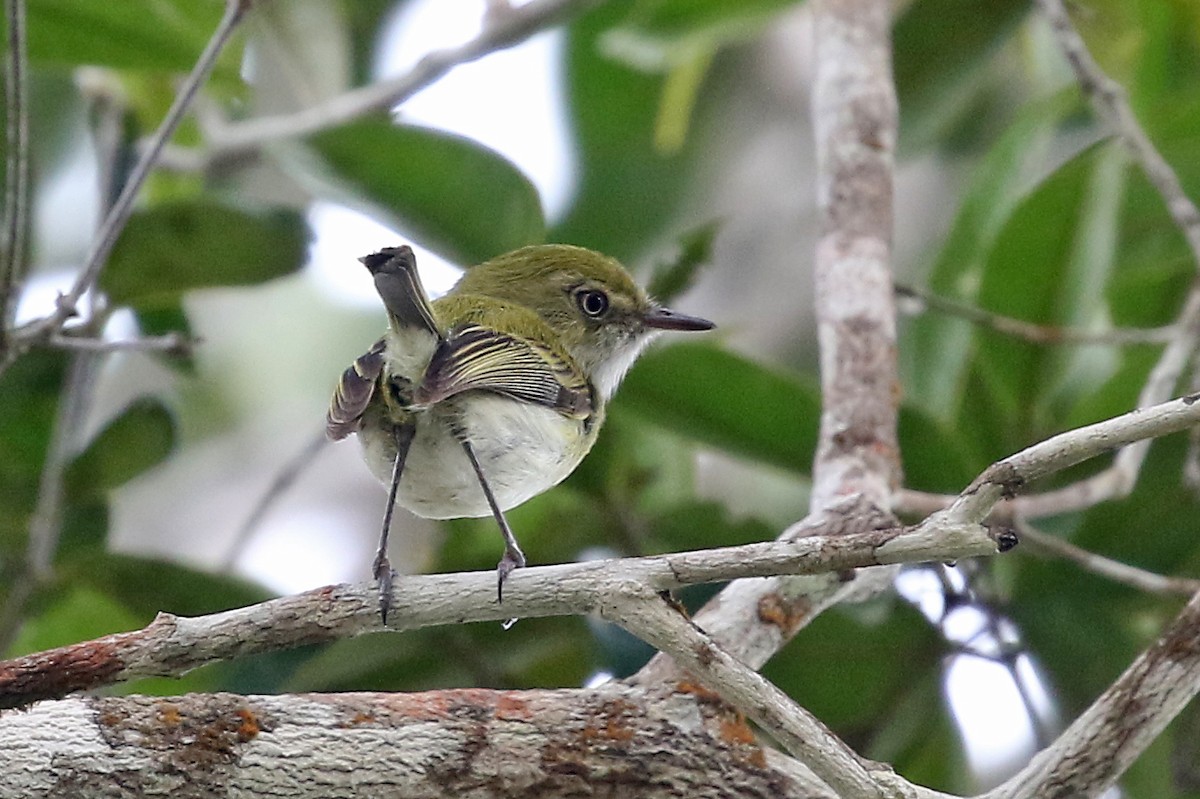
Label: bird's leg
xmin=459 ymin=438 xmax=526 ymax=602
xmin=375 ymin=423 xmax=416 ymax=625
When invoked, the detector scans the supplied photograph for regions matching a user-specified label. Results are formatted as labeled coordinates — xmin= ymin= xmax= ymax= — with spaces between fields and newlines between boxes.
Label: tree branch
xmin=0 ymin=0 xmax=249 ymax=378
xmin=633 ymin=0 xmax=902 ymax=688
xmin=0 ymin=0 xmax=30 ymax=350
xmin=0 ymin=686 xmax=834 ymax=799
xmin=206 ymin=0 xmax=600 ymax=158
xmin=0 ymin=522 xmax=1006 ymax=710
xmin=986 ymin=587 xmax=1200 ymax=799
xmin=1014 ymin=518 xmax=1200 ymax=598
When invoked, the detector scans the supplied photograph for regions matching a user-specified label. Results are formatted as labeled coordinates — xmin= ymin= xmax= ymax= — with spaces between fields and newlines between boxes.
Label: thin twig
xmin=206 ymin=0 xmax=599 ymax=156
xmin=896 ymin=284 xmax=1175 ymax=346
xmin=0 ymin=0 xmax=250 ymax=378
xmin=1015 ymin=518 xmax=1200 ymax=598
xmin=0 ymin=0 xmax=30 ymax=348
xmin=220 ymin=428 xmax=328 ymax=572
xmin=45 ymin=331 xmax=195 ymax=357
xmin=1038 ymin=0 xmax=1200 ymax=269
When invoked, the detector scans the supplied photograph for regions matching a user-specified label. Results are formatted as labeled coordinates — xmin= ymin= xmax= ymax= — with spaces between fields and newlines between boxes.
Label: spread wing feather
xmin=414 ymin=324 xmax=592 ymax=419
xmin=327 ymin=338 xmax=386 ymax=440
xmin=360 ymin=246 xmax=442 ymax=339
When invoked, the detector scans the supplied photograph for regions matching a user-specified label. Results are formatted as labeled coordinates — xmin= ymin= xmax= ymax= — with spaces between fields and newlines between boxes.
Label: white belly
xmin=361 ymin=395 xmax=590 ymax=519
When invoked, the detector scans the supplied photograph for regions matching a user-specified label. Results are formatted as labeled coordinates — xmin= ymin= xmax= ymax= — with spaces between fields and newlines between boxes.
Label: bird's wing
xmin=415 ymin=323 xmax=593 ymax=419
xmin=360 ymin=246 xmax=442 ymax=339
xmin=326 ymin=338 xmax=387 ymax=440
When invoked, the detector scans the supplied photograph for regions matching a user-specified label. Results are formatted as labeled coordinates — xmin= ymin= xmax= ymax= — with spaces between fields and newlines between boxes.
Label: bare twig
xmin=45 ymin=331 xmax=195 ymax=356
xmin=219 ymin=428 xmax=328 ymax=572
xmin=896 ymin=284 xmax=1175 ymax=346
xmin=1015 ymin=518 xmax=1200 ymax=598
xmin=207 ymin=0 xmax=600 ymax=157
xmin=0 ymin=522 xmax=1006 ymax=709
xmin=1038 ymin=0 xmax=1200 ymax=269
xmin=0 ymin=0 xmax=30 ymax=347
xmin=0 ymin=0 xmax=250 ymax=378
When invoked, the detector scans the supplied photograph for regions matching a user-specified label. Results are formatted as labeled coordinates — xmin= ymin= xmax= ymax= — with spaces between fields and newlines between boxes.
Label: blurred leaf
xmin=765 ymin=601 xmax=943 ymax=731
xmin=73 ymin=553 xmax=272 ymax=618
xmin=22 ymin=0 xmax=225 ymax=71
xmin=966 ymin=141 xmax=1124 ymax=450
xmin=103 ymin=201 xmax=309 ymax=307
xmin=601 ymin=0 xmax=801 ymax=73
xmin=893 ymin=0 xmax=1030 ymax=152
xmin=901 ymin=92 xmax=1077 ymax=421
xmin=647 ymin=499 xmax=773 ymax=552
xmin=5 ymin=583 xmax=142 ymax=657
xmin=133 ymin=302 xmax=197 ymax=372
xmin=618 ymin=343 xmax=819 ymax=474
xmin=647 ymin=220 xmax=718 ymax=302
xmin=553 ymin=0 xmax=705 ymax=259
xmin=67 ymin=398 xmax=176 ymax=500
xmin=867 ymin=671 xmax=970 ymax=795
xmin=300 ymin=118 xmax=544 ymax=265
xmin=0 ymin=351 xmax=67 ymax=549
xmin=898 ymin=404 xmax=980 ymax=493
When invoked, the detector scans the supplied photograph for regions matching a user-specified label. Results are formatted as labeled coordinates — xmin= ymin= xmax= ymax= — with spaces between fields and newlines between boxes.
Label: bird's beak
xmin=643 ymin=305 xmax=715 ymax=331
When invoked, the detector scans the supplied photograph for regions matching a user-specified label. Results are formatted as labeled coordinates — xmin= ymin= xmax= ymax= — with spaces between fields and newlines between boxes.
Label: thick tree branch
xmin=0 ymin=686 xmax=833 ymax=799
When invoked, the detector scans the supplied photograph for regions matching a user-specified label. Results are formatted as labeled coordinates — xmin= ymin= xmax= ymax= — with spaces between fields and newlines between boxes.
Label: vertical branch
xmin=633 ymin=0 xmax=902 ymax=683
xmin=0 ymin=0 xmax=30 ymax=346
xmin=810 ymin=0 xmax=901 ymax=508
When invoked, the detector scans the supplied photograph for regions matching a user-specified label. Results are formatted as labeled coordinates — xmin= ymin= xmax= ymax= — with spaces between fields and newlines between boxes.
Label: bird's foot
xmin=373 ymin=553 xmax=396 ymax=626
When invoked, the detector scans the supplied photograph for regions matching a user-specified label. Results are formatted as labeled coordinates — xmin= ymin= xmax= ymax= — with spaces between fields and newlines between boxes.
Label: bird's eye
xmin=576 ymin=289 xmax=609 ymax=318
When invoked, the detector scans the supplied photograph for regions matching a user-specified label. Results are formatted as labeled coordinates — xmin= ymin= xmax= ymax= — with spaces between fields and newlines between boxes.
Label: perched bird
xmin=328 ymin=244 xmax=714 ymax=621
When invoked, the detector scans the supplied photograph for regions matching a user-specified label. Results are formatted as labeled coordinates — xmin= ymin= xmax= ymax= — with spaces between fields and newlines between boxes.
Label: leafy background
xmin=2 ymin=0 xmax=1200 ymax=795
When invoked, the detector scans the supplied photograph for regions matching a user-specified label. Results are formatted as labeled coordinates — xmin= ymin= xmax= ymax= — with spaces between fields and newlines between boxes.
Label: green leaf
xmin=617 ymin=343 xmax=819 ymax=474
xmin=300 ymin=118 xmax=545 ymax=265
xmin=601 ymin=0 xmax=803 ymax=71
xmin=901 ymin=93 xmax=1078 ymax=422
xmin=5 ymin=584 xmax=143 ymax=658
xmin=647 ymin=221 xmax=718 ymax=303
xmin=23 ymin=0 xmax=226 ymax=71
xmin=102 ymin=201 xmax=309 ymax=307
xmin=968 ymin=141 xmax=1126 ymax=447
xmin=74 ymin=553 xmax=272 ymax=618
xmin=893 ymin=0 xmax=1029 ymax=153
xmin=764 ymin=601 xmax=943 ymax=731
xmin=67 ymin=398 xmax=176 ymax=500
xmin=0 ymin=351 xmax=67 ymax=549
xmin=552 ymin=0 xmax=703 ymax=259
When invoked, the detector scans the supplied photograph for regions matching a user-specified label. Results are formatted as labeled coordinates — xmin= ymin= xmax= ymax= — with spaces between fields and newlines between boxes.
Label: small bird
xmin=327 ymin=244 xmax=714 ymax=622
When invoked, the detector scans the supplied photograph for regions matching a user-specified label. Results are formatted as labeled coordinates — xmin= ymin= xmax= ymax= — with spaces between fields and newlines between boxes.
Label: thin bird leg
xmin=375 ymin=423 xmax=416 ymax=625
xmin=459 ymin=438 xmax=527 ymax=601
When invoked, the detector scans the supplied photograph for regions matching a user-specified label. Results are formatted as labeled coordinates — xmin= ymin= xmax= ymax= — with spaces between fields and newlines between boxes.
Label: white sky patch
xmin=945 ymin=654 xmax=1040 ymax=782
xmin=375 ymin=0 xmax=576 ymax=221
xmin=307 ymin=202 xmax=463 ymax=307
xmin=234 ymin=509 xmax=366 ymax=594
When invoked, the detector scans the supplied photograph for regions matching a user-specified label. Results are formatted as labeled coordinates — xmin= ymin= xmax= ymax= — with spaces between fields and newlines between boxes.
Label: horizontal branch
xmin=0 ymin=686 xmax=833 ymax=799
xmin=0 ymin=521 xmax=1004 ymax=710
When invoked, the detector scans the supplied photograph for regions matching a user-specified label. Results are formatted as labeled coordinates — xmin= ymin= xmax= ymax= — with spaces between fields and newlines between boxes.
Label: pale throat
xmin=583 ymin=331 xmax=659 ymax=402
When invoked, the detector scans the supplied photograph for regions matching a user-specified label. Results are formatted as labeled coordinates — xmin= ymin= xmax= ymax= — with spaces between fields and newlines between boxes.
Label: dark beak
xmin=643 ymin=305 xmax=715 ymax=332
